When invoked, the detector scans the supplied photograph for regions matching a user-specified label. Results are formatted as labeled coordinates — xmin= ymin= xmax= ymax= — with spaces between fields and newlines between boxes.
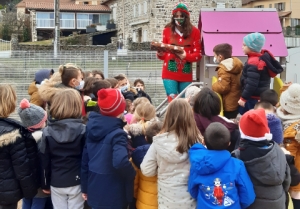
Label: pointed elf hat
xmin=172 ymin=2 xmax=190 ymax=16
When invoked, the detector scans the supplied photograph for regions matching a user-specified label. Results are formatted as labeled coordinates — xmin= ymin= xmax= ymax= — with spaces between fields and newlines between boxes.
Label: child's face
xmin=213 ymin=52 xmax=223 ymax=63
xmin=242 ymin=43 xmax=251 ymax=55
xmin=135 ymin=82 xmax=145 ymax=91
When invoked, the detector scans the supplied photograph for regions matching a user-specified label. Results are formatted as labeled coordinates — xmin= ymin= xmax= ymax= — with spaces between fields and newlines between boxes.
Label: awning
xmin=278 ymin=11 xmax=292 ymax=18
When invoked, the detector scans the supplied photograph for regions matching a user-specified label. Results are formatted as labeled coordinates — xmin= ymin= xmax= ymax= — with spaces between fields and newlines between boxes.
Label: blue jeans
xmin=22 ymin=198 xmax=47 ymax=209
xmin=238 ymin=98 xmax=259 ymax=115
xmin=163 ymin=79 xmax=191 ymax=97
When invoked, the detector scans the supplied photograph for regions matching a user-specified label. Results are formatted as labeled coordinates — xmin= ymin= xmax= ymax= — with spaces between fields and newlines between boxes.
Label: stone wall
xmin=128 ymin=41 xmax=151 ymax=51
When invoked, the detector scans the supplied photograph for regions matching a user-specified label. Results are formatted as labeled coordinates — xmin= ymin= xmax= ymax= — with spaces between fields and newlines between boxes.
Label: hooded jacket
xmin=129 ymin=123 xmax=148 ymax=148
xmin=234 ymin=141 xmax=291 ymax=209
xmin=141 ymin=132 xmax=196 ymax=209
xmin=40 ymin=118 xmax=85 ymax=188
xmin=131 ymin=145 xmax=158 ymax=209
xmin=81 ymin=112 xmax=136 ymax=209
xmin=28 ymin=82 xmax=45 ymax=108
xmin=0 ymin=118 xmax=37 ymax=205
xmin=240 ymin=50 xmax=283 ymax=101
xmin=188 ymin=144 xmax=255 ymax=209
xmin=212 ymin=57 xmax=243 ymax=112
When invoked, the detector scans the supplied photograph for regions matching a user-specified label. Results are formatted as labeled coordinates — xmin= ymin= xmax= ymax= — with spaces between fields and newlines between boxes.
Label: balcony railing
xmin=60 ymin=19 xmax=75 ymax=29
xmin=77 ymin=19 xmax=92 ymax=29
xmin=283 ymin=27 xmax=300 ymax=37
xmin=36 ymin=19 xmax=55 ymax=28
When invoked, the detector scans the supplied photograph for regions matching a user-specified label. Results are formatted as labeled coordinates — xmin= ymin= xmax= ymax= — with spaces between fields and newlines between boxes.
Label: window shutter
xmin=143 ymin=30 xmax=148 ymax=42
xmin=144 ymin=1 xmax=147 ymax=14
xmin=133 ymin=31 xmax=136 ymax=42
xmin=274 ymin=3 xmax=278 ymax=10
xmin=133 ymin=5 xmax=136 ymax=17
xmin=283 ymin=3 xmax=285 ymax=11
xmin=138 ymin=3 xmax=141 ymax=16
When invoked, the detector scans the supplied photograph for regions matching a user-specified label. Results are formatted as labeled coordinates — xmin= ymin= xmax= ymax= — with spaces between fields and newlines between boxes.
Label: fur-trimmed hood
xmin=129 ymin=123 xmax=144 ymax=137
xmin=0 ymin=129 xmax=21 ymax=148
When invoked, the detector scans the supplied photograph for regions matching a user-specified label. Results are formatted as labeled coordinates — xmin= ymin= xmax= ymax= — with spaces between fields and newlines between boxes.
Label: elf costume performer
xmin=157 ymin=2 xmax=201 ymax=103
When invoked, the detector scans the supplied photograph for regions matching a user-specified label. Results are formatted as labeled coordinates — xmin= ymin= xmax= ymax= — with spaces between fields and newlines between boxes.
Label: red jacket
xmin=157 ymin=26 xmax=201 ymax=82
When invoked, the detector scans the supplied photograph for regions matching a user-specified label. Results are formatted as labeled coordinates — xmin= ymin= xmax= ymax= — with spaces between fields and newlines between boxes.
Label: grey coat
xmin=235 ymin=142 xmax=291 ymax=209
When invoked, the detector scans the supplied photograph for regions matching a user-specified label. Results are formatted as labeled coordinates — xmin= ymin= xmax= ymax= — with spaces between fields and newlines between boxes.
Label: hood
xmin=35 ymin=69 xmax=51 ymax=84
xmin=129 ymin=123 xmax=144 ymax=137
xmin=218 ymin=57 xmax=243 ymax=74
xmin=189 ymin=143 xmax=231 ymax=175
xmin=47 ymin=118 xmax=85 ymax=143
xmin=0 ymin=118 xmax=23 ymax=147
xmin=244 ymin=142 xmax=287 ymax=186
xmin=28 ymin=82 xmax=38 ymax=96
xmin=153 ymin=132 xmax=189 ymax=163
xmin=38 ymin=80 xmax=66 ymax=103
xmin=132 ymin=144 xmax=151 ymax=169
xmin=260 ymin=50 xmax=284 ymax=77
xmin=87 ymin=111 xmax=124 ymax=142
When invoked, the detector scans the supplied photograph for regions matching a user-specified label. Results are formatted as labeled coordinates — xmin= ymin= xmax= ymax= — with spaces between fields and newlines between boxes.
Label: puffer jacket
xmin=132 ymin=145 xmax=158 ymax=209
xmin=240 ymin=50 xmax=283 ymax=101
xmin=28 ymin=82 xmax=45 ymax=108
xmin=212 ymin=57 xmax=243 ymax=112
xmin=0 ymin=118 xmax=37 ymax=205
xmin=129 ymin=123 xmax=148 ymax=148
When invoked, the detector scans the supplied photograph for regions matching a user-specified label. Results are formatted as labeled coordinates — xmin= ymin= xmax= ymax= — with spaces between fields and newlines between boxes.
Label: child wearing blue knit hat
xmin=238 ymin=32 xmax=283 ymax=115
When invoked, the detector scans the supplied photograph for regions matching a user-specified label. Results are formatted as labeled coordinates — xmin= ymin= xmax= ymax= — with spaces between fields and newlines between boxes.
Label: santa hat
xmin=172 ymin=2 xmax=190 ymax=16
xmin=239 ymin=109 xmax=272 ymax=141
xmin=97 ymin=89 xmax=126 ymax=117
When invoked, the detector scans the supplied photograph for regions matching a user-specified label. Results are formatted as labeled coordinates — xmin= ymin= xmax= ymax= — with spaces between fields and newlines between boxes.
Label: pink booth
xmin=197 ymin=8 xmax=288 ymax=87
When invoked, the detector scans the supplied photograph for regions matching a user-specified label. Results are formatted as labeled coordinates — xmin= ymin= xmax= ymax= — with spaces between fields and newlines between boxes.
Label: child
xmin=141 ymin=99 xmax=202 ymax=209
xmin=212 ymin=43 xmax=243 ymax=119
xmin=188 ymin=122 xmax=255 ymax=209
xmin=260 ymin=89 xmax=279 ymax=108
xmin=238 ymin=32 xmax=283 ymax=115
xmin=114 ymin=74 xmax=137 ymax=101
xmin=0 ymin=84 xmax=37 ymax=209
xmin=234 ymin=109 xmax=291 ymax=209
xmin=129 ymin=102 xmax=156 ymax=148
xmin=105 ymin=78 xmax=119 ymax=88
xmin=81 ymin=88 xmax=136 ymax=209
xmin=185 ymin=86 xmax=201 ymax=107
xmin=131 ymin=120 xmax=163 ymax=209
xmin=277 ymin=83 xmax=300 ymax=208
xmin=18 ymin=99 xmax=50 ymax=209
xmin=40 ymin=89 xmax=86 ymax=209
xmin=133 ymin=78 xmax=152 ymax=103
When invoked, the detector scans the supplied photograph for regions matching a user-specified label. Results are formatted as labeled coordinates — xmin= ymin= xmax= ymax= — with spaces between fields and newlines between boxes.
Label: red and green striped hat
xmin=172 ymin=2 xmax=190 ymax=16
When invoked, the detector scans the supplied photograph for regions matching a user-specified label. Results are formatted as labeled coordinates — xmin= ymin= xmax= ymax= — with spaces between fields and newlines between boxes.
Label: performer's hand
xmin=82 ymin=193 xmax=88 ymax=201
xmin=176 ymin=50 xmax=186 ymax=60
xmin=238 ymin=99 xmax=246 ymax=107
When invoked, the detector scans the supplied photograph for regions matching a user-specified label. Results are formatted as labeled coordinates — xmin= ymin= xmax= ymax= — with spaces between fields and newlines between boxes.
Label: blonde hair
xmin=132 ymin=97 xmax=150 ymax=112
xmin=161 ymin=99 xmax=203 ymax=153
xmin=50 ymin=89 xmax=82 ymax=120
xmin=134 ymin=102 xmax=156 ymax=134
xmin=0 ymin=84 xmax=17 ymax=118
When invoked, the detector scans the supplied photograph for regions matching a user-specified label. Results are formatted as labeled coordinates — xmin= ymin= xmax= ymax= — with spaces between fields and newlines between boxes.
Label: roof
xmin=278 ymin=11 xmax=292 ymax=17
xmin=101 ymin=0 xmax=113 ymax=5
xmin=199 ymin=8 xmax=288 ymax=57
xmin=242 ymin=0 xmax=257 ymax=5
xmin=16 ymin=0 xmax=73 ymax=7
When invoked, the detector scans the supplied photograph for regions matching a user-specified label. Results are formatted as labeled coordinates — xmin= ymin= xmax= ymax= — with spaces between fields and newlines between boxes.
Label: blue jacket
xmin=81 ymin=112 xmax=136 ymax=209
xmin=188 ymin=144 xmax=255 ymax=209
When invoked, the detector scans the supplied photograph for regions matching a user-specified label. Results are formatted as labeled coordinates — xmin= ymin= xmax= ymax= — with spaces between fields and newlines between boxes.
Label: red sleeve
xmin=185 ymin=27 xmax=202 ymax=63
xmin=157 ymin=28 xmax=168 ymax=60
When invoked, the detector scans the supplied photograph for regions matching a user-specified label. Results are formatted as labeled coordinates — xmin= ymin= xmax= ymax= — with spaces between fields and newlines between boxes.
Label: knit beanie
xmin=266 ymin=113 xmax=283 ymax=144
xmin=35 ymin=69 xmax=53 ymax=84
xmin=97 ymin=88 xmax=126 ymax=117
xmin=172 ymin=2 xmax=190 ymax=16
xmin=280 ymin=83 xmax=300 ymax=115
xmin=18 ymin=99 xmax=47 ymax=131
xmin=239 ymin=109 xmax=272 ymax=141
xmin=243 ymin=32 xmax=265 ymax=53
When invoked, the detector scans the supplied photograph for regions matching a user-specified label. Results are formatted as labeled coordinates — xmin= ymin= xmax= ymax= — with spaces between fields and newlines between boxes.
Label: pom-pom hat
xmin=97 ymin=89 xmax=126 ymax=117
xmin=239 ymin=109 xmax=272 ymax=141
xmin=243 ymin=32 xmax=265 ymax=53
xmin=172 ymin=2 xmax=190 ymax=16
xmin=280 ymin=83 xmax=300 ymax=115
xmin=18 ymin=98 xmax=47 ymax=131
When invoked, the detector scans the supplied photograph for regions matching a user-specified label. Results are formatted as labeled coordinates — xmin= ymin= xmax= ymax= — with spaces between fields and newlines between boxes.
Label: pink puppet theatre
xmin=155 ymin=2 xmax=201 ymax=103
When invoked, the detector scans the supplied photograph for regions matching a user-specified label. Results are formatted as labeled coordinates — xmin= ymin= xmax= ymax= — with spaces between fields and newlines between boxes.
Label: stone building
xmin=102 ymin=0 xmax=242 ymax=47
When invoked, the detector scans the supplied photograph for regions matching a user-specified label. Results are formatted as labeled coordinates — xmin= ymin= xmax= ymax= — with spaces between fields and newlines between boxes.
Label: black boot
xmin=292 ymin=198 xmax=300 ymax=209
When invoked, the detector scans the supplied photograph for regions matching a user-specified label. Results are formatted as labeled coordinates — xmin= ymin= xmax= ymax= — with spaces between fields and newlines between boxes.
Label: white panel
xmin=133 ymin=31 xmax=136 ymax=42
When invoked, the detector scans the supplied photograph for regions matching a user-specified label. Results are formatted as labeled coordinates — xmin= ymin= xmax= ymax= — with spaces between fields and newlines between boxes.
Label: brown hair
xmin=134 ymin=102 xmax=156 ymax=135
xmin=61 ymin=66 xmax=81 ymax=87
xmin=145 ymin=120 xmax=163 ymax=144
xmin=213 ymin=43 xmax=232 ymax=59
xmin=125 ymin=99 xmax=133 ymax=114
xmin=260 ymin=89 xmax=278 ymax=106
xmin=254 ymin=101 xmax=274 ymax=112
xmin=166 ymin=12 xmax=193 ymax=39
xmin=50 ymin=89 xmax=82 ymax=120
xmin=83 ymin=71 xmax=92 ymax=79
xmin=193 ymin=87 xmax=221 ymax=120
xmin=92 ymin=70 xmax=105 ymax=79
xmin=132 ymin=97 xmax=150 ymax=112
xmin=0 ymin=84 xmax=17 ymax=118
xmin=92 ymin=80 xmax=111 ymax=99
xmin=82 ymin=77 xmax=98 ymax=95
xmin=105 ymin=78 xmax=118 ymax=88
xmin=161 ymin=99 xmax=202 ymax=153
xmin=134 ymin=79 xmax=145 ymax=87
xmin=114 ymin=74 xmax=126 ymax=81
xmin=204 ymin=122 xmax=230 ymax=150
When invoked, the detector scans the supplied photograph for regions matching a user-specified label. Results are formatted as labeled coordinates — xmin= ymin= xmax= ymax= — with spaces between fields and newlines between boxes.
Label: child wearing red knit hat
xmin=233 ymin=109 xmax=291 ymax=209
xmin=81 ymin=88 xmax=136 ymax=209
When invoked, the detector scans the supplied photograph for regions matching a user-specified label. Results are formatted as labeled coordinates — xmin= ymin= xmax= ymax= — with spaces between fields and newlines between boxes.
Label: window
xmin=275 ymin=3 xmax=285 ymax=11
xmin=100 ymin=14 xmax=110 ymax=25
xmin=60 ymin=13 xmax=75 ymax=28
xmin=254 ymin=5 xmax=264 ymax=8
xmin=143 ymin=1 xmax=147 ymax=14
xmin=133 ymin=5 xmax=136 ymax=17
xmin=138 ymin=3 xmax=141 ymax=16
xmin=84 ymin=2 xmax=89 ymax=5
xmin=36 ymin=12 xmax=54 ymax=28
xmin=269 ymin=4 xmax=272 ymax=8
xmin=77 ymin=13 xmax=109 ymax=29
xmin=291 ymin=18 xmax=300 ymax=27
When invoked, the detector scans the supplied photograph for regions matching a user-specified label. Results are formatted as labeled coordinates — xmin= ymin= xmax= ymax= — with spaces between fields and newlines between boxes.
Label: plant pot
xmin=86 ymin=27 xmax=96 ymax=33
xmin=106 ymin=23 xmax=116 ymax=30
xmin=96 ymin=25 xmax=106 ymax=31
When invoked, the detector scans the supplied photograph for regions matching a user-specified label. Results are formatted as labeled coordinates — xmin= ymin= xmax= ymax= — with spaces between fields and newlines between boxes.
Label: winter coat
xmin=141 ymin=132 xmax=196 ymax=209
xmin=0 ymin=118 xmax=37 ymax=205
xmin=188 ymin=144 xmax=255 ymax=209
xmin=81 ymin=112 xmax=136 ymax=209
xmin=28 ymin=82 xmax=45 ymax=108
xmin=234 ymin=141 xmax=291 ymax=209
xmin=277 ymin=107 xmax=300 ymax=191
xmin=40 ymin=118 xmax=86 ymax=189
xmin=132 ymin=145 xmax=158 ymax=209
xmin=129 ymin=123 xmax=148 ymax=148
xmin=240 ymin=50 xmax=283 ymax=101
xmin=212 ymin=57 xmax=243 ymax=112
xmin=157 ymin=26 xmax=201 ymax=82
xmin=136 ymin=89 xmax=152 ymax=103
xmin=38 ymin=81 xmax=68 ymax=105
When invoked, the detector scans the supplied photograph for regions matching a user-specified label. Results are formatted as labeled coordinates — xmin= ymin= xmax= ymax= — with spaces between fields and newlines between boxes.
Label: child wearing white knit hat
xmin=277 ymin=83 xmax=300 ymax=209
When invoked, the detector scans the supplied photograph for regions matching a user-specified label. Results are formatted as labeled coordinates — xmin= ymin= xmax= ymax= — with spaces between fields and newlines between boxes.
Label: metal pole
xmin=103 ymin=50 xmax=109 ymax=78
xmin=54 ymin=0 xmax=60 ymax=58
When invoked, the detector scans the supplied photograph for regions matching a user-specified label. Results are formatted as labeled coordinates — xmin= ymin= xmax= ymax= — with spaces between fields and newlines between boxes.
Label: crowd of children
xmin=0 ymin=30 xmax=298 ymax=209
